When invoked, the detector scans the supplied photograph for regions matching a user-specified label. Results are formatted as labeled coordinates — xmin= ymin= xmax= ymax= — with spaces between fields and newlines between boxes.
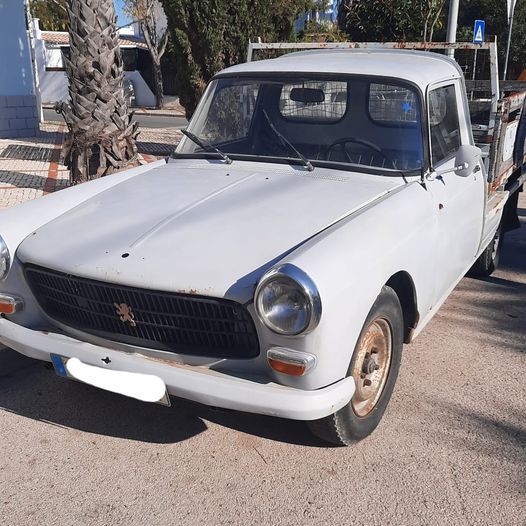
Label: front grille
xmin=25 ymin=265 xmax=259 ymax=359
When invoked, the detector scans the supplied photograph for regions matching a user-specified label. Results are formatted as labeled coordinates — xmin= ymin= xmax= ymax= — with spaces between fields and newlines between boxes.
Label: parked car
xmin=0 ymin=43 xmax=524 ymax=445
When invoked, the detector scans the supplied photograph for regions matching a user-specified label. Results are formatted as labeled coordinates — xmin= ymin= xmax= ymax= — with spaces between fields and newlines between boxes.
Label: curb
xmin=133 ymin=110 xmax=185 ymax=118
xmin=43 ymin=124 xmax=65 ymax=195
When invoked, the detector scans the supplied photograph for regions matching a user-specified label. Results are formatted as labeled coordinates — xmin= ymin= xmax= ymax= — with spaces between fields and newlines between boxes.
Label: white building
xmin=294 ymin=0 xmax=341 ymax=33
xmin=32 ymin=19 xmax=157 ymax=107
xmin=0 ymin=1 xmax=39 ymax=138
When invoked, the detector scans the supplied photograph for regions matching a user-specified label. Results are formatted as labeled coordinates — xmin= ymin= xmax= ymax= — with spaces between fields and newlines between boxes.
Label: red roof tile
xmin=40 ymin=31 xmax=147 ymax=49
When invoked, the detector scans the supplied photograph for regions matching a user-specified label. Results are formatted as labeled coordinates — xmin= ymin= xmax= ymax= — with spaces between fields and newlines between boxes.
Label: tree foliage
xmin=457 ymin=0 xmax=526 ymax=79
xmin=298 ymin=19 xmax=349 ymax=42
xmin=160 ymin=0 xmax=309 ymax=118
xmin=338 ymin=0 xmax=525 ymax=78
xmin=30 ymin=0 xmax=68 ymax=31
xmin=338 ymin=0 xmax=447 ymax=42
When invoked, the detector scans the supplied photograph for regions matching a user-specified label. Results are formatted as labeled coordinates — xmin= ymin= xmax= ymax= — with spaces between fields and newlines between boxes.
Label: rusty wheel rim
xmin=351 ymin=318 xmax=392 ymax=417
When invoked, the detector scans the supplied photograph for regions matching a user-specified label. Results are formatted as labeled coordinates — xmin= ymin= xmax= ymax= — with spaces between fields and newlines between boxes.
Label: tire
xmin=468 ymin=227 xmax=503 ymax=278
xmin=307 ymin=286 xmax=404 ymax=446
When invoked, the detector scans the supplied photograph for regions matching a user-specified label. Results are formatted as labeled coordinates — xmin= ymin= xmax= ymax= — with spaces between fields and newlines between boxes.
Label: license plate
xmin=50 ymin=354 xmax=171 ymax=406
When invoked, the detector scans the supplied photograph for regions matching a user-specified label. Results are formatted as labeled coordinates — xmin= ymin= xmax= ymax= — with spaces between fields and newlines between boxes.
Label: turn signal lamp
xmin=0 ymin=294 xmax=22 ymax=315
xmin=267 ymin=347 xmax=316 ymax=377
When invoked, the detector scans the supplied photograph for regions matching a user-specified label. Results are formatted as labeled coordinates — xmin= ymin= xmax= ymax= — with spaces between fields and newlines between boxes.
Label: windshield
xmin=175 ymin=75 xmax=424 ymax=174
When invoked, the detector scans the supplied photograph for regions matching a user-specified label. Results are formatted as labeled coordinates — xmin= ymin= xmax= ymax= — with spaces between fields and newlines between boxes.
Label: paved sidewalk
xmin=0 ymin=124 xmax=181 ymax=209
xmin=137 ymin=126 xmax=182 ymax=157
xmin=132 ymin=95 xmax=186 ymax=117
xmin=0 ymin=123 xmax=69 ymax=209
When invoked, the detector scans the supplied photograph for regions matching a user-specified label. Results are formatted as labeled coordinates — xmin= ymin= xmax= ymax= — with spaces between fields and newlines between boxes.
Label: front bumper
xmin=0 ymin=319 xmax=355 ymax=421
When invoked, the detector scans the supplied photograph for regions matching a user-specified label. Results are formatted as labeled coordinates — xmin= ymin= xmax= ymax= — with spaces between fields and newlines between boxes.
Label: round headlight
xmin=0 ymin=235 xmax=10 ymax=280
xmin=255 ymin=264 xmax=321 ymax=336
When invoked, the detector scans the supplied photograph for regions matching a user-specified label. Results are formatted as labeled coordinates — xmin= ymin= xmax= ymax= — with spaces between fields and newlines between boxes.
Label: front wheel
xmin=308 ymin=286 xmax=404 ymax=446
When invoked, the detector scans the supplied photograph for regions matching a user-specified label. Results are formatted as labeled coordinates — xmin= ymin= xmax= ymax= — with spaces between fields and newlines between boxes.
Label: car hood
xmin=18 ymin=160 xmax=403 ymax=301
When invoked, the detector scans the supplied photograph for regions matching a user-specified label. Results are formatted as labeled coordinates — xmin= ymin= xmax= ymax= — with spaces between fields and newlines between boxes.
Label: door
xmin=425 ymin=81 xmax=485 ymax=301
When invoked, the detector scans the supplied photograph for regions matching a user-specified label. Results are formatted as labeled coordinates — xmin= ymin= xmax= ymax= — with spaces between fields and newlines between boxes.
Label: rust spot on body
xmin=176 ymin=288 xmax=200 ymax=295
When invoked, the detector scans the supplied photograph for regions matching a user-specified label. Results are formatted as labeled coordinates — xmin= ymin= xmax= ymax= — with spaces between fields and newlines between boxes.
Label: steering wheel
xmin=321 ymin=137 xmax=396 ymax=169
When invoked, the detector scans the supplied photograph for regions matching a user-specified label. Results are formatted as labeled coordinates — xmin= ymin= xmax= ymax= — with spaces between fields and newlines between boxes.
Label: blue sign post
xmin=473 ymin=20 xmax=485 ymax=43
xmin=471 ymin=20 xmax=485 ymax=82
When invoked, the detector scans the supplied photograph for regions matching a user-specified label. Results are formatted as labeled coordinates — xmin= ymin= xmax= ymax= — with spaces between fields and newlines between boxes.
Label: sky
xmin=114 ymin=0 xmax=132 ymax=26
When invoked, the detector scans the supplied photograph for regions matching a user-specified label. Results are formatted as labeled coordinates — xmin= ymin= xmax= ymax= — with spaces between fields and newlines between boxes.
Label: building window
xmin=44 ymin=45 xmax=67 ymax=71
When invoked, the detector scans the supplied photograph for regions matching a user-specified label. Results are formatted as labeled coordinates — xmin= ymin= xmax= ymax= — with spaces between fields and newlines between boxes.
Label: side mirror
xmin=454 ymin=144 xmax=482 ymax=177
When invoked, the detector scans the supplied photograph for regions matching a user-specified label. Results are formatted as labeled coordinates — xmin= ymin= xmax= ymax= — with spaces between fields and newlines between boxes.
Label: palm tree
xmin=60 ymin=0 xmax=138 ymax=183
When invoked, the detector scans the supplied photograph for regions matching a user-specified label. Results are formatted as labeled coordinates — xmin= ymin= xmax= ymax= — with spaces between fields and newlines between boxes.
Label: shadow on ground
xmin=3 ymin=130 xmax=60 ymax=145
xmin=136 ymin=141 xmax=175 ymax=157
xmin=0 ymin=170 xmax=49 ymax=189
xmin=0 ymin=348 xmax=321 ymax=446
xmin=435 ymin=209 xmax=526 ymax=355
xmin=0 ymin=144 xmax=54 ymax=162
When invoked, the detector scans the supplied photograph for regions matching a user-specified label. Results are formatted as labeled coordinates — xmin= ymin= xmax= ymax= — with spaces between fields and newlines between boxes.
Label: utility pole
xmin=503 ymin=0 xmax=517 ymax=80
xmin=446 ymin=0 xmax=460 ymax=57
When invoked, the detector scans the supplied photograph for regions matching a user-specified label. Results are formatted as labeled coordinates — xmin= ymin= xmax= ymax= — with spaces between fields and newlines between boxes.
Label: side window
xmin=202 ymin=84 xmax=259 ymax=143
xmin=429 ymin=85 xmax=461 ymax=165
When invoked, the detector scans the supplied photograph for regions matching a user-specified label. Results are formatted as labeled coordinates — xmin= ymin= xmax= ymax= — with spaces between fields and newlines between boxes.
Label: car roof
xmin=217 ymin=49 xmax=463 ymax=89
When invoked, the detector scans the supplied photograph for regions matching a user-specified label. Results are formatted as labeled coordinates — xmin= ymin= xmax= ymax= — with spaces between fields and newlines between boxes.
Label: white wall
xmin=118 ymin=22 xmax=141 ymax=37
xmin=33 ymin=35 xmax=69 ymax=103
xmin=0 ymin=2 xmax=39 ymax=137
xmin=40 ymin=71 xmax=69 ymax=103
xmin=33 ymin=26 xmax=156 ymax=107
xmin=0 ymin=1 xmax=35 ymax=96
xmin=124 ymin=70 xmax=156 ymax=106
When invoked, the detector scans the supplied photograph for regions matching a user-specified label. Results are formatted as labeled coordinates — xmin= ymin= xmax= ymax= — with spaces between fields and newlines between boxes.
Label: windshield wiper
xmin=181 ymin=129 xmax=232 ymax=164
xmin=262 ymin=110 xmax=314 ymax=172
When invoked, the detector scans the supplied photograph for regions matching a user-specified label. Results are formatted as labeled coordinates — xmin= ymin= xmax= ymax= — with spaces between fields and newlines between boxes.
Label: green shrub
xmin=161 ymin=0 xmax=308 ymax=118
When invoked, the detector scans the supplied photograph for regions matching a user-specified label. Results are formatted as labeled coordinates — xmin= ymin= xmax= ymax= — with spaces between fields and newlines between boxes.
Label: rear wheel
xmin=308 ymin=286 xmax=403 ymax=446
xmin=468 ymin=227 xmax=503 ymax=278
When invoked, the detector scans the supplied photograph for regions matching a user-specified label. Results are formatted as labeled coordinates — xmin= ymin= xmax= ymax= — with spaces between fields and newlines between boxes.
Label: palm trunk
xmin=61 ymin=0 xmax=139 ymax=184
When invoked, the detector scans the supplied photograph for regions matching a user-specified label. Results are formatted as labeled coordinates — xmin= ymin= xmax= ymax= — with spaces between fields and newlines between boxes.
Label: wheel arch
xmin=385 ymin=271 xmax=419 ymax=344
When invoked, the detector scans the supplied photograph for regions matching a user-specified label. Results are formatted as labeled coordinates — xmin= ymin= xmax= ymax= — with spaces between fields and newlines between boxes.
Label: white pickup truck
xmin=0 ymin=42 xmax=524 ymax=445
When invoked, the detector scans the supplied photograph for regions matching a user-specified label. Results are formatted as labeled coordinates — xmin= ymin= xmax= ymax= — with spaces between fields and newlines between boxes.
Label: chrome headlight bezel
xmin=255 ymin=264 xmax=322 ymax=336
xmin=0 ymin=235 xmax=10 ymax=281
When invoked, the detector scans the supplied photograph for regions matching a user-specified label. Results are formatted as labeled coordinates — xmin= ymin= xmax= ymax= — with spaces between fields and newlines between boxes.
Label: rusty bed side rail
xmin=246 ymin=41 xmax=494 ymax=60
xmin=488 ymin=91 xmax=526 ymax=190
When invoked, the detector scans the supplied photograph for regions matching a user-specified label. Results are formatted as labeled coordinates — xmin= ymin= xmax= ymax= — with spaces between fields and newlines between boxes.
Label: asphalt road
xmin=0 ymin=194 xmax=524 ymax=526
xmin=43 ymin=108 xmax=188 ymax=129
